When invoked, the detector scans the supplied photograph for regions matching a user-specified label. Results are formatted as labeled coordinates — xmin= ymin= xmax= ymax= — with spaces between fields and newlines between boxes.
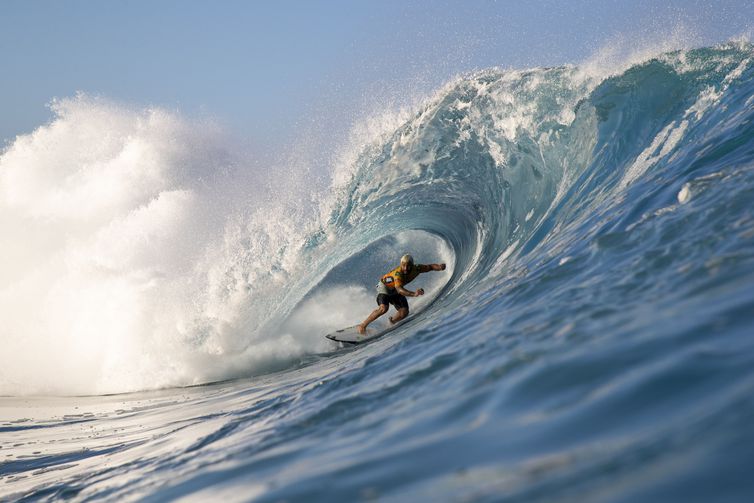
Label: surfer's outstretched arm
xmin=419 ymin=263 xmax=446 ymax=272
xmin=397 ymin=286 xmax=424 ymax=297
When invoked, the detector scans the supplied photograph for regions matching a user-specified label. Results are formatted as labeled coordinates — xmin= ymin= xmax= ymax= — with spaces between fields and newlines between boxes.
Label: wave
xmin=1 ymin=41 xmax=752 ymax=395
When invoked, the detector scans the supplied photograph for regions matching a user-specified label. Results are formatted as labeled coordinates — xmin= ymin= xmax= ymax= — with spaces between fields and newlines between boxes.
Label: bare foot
xmin=357 ymin=324 xmax=366 ymax=335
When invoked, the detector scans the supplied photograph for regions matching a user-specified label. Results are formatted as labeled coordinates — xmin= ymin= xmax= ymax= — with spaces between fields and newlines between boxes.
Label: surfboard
xmin=325 ymin=322 xmax=403 ymax=345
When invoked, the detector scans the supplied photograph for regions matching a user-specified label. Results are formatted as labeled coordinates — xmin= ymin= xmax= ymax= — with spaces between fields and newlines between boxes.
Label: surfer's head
xmin=400 ymin=254 xmax=414 ymax=273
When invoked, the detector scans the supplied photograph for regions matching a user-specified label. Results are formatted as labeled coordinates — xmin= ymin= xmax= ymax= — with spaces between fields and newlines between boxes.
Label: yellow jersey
xmin=377 ymin=263 xmax=428 ymax=294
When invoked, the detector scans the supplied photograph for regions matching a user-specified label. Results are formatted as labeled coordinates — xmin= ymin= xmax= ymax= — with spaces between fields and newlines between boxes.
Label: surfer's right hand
xmin=416 ymin=288 xmax=424 ymax=296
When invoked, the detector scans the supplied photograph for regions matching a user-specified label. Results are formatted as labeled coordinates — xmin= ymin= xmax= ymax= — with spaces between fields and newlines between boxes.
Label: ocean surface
xmin=2 ymin=42 xmax=754 ymax=501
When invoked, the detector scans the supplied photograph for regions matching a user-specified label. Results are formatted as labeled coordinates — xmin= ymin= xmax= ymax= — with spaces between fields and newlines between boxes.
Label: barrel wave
xmin=2 ymin=42 xmax=754 ymax=501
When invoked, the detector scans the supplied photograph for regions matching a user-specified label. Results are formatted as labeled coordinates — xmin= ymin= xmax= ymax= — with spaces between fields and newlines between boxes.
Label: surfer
xmin=357 ymin=254 xmax=446 ymax=334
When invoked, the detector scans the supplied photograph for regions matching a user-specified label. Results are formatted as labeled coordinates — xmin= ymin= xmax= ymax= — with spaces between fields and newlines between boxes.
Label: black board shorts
xmin=377 ymin=292 xmax=409 ymax=310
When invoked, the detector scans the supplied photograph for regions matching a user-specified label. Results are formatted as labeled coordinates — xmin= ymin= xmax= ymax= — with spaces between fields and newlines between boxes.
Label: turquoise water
xmin=2 ymin=43 xmax=754 ymax=501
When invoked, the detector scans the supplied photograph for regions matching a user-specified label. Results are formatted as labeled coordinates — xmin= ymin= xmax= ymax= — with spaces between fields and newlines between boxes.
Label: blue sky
xmin=1 ymin=0 xmax=752 ymax=151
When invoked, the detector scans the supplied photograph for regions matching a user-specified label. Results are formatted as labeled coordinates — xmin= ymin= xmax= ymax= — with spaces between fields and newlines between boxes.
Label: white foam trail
xmin=0 ymin=95 xmax=321 ymax=395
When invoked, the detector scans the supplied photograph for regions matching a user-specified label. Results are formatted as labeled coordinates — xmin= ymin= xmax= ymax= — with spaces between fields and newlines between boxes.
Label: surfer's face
xmin=401 ymin=262 xmax=411 ymax=273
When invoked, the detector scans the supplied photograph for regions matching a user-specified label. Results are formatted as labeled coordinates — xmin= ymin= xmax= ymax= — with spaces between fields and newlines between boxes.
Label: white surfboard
xmin=325 ymin=321 xmax=404 ymax=345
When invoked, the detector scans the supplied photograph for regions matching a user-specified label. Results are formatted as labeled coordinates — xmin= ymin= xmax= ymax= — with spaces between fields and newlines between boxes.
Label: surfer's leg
xmin=359 ymin=297 xmax=389 ymax=334
xmin=389 ymin=295 xmax=409 ymax=324
xmin=389 ymin=307 xmax=409 ymax=324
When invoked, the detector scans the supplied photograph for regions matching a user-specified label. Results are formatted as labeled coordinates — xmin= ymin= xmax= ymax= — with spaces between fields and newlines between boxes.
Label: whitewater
xmin=2 ymin=41 xmax=754 ymax=501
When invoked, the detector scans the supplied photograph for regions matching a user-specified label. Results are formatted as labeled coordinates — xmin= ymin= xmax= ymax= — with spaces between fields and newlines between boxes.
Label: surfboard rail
xmin=325 ymin=321 xmax=405 ymax=345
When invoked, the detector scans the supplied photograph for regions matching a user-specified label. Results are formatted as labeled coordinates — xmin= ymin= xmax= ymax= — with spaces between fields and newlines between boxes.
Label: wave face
xmin=2 ymin=43 xmax=754 ymax=501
